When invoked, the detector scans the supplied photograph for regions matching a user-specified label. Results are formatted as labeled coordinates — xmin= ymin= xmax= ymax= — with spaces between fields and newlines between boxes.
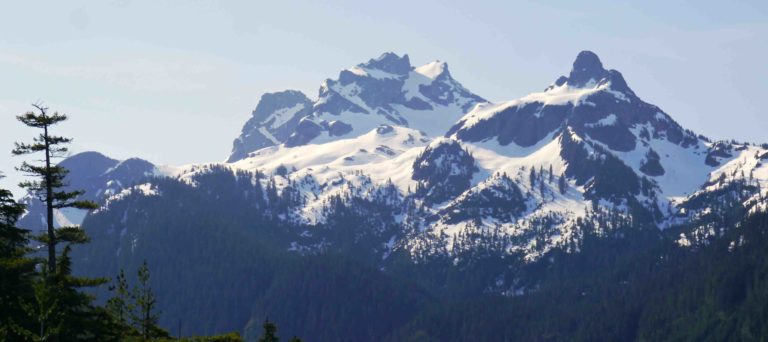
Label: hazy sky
xmin=1 ymin=0 xmax=767 ymax=196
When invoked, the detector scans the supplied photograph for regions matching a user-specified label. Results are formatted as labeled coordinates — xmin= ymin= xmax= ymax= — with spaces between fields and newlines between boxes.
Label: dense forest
xmin=71 ymin=166 xmax=768 ymax=341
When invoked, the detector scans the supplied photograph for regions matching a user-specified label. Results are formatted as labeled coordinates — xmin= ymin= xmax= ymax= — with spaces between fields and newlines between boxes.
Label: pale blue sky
xmin=1 ymin=0 xmax=767 ymax=196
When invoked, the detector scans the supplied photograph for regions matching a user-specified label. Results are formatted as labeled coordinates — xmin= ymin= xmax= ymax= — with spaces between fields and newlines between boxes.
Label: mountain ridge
xmin=36 ymin=50 xmax=768 ymax=258
xmin=226 ymin=52 xmax=486 ymax=163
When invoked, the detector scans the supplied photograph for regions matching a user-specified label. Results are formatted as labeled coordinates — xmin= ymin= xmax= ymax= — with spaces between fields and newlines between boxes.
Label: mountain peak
xmin=573 ymin=50 xmax=603 ymax=69
xmin=568 ymin=50 xmax=608 ymax=88
xmin=360 ymin=52 xmax=412 ymax=74
xmin=227 ymin=89 xmax=313 ymax=163
xmin=415 ymin=60 xmax=450 ymax=80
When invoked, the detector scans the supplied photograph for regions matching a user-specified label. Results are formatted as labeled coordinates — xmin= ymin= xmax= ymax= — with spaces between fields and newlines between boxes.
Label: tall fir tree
xmin=12 ymin=104 xmax=97 ymax=273
xmin=11 ymin=105 xmax=119 ymax=340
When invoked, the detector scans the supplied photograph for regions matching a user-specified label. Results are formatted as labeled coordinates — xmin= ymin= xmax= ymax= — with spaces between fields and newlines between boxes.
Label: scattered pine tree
xmin=131 ymin=260 xmax=168 ymax=339
xmin=558 ymin=174 xmax=567 ymax=195
xmin=258 ymin=319 xmax=279 ymax=342
xmin=106 ymin=269 xmax=134 ymax=336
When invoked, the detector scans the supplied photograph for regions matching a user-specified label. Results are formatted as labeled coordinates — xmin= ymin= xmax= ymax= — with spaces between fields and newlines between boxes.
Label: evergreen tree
xmin=14 ymin=245 xmax=116 ymax=341
xmin=131 ymin=260 xmax=166 ymax=340
xmin=12 ymin=106 xmax=120 ymax=340
xmin=558 ymin=174 xmax=567 ymax=195
xmin=106 ymin=269 xmax=133 ymax=334
xmin=16 ymin=269 xmax=61 ymax=341
xmin=50 ymin=245 xmax=111 ymax=339
xmin=258 ymin=319 xmax=279 ymax=342
xmin=275 ymin=165 xmax=288 ymax=177
xmin=0 ymin=179 xmax=36 ymax=338
xmin=12 ymin=104 xmax=97 ymax=273
xmin=529 ymin=167 xmax=536 ymax=187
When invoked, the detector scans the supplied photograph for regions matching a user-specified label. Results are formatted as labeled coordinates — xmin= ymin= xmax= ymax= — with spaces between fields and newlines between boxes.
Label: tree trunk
xmin=44 ymin=124 xmax=56 ymax=274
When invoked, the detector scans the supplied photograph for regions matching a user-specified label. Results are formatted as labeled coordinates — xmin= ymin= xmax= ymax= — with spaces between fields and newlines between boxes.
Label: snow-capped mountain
xmin=448 ymin=50 xmax=703 ymax=200
xmin=227 ymin=52 xmax=486 ymax=162
xmin=204 ymin=51 xmax=767 ymax=260
xmin=31 ymin=50 xmax=766 ymax=339
xmin=41 ymin=51 xmax=768 ymax=264
xmin=18 ymin=152 xmax=170 ymax=233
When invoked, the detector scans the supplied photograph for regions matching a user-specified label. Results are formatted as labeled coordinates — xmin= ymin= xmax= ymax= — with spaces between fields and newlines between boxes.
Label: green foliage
xmin=253 ymin=319 xmax=302 ymax=342
xmin=11 ymin=246 xmax=119 ymax=341
xmin=0 ymin=181 xmax=36 ymax=338
xmin=244 ymin=255 xmax=430 ymax=341
xmin=257 ymin=319 xmax=279 ymax=342
xmin=8 ymin=105 xmax=142 ymax=340
xmin=106 ymin=269 xmax=136 ymax=337
xmin=130 ymin=260 xmax=168 ymax=340
xmin=13 ymin=104 xmax=97 ymax=274
xmin=14 ymin=274 xmax=63 ymax=341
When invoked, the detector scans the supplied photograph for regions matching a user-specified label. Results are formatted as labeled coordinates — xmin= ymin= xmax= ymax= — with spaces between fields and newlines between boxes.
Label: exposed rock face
xmin=228 ymin=90 xmax=313 ymax=162
xmin=448 ymin=50 xmax=698 ymax=155
xmin=412 ymin=139 xmax=478 ymax=205
xmin=285 ymin=118 xmax=324 ymax=147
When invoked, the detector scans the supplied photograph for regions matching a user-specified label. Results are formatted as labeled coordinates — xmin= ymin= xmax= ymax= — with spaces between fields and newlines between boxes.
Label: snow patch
xmin=414 ymin=61 xmax=447 ymax=80
xmin=265 ymin=103 xmax=304 ymax=129
xmin=585 ymin=114 xmax=617 ymax=128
